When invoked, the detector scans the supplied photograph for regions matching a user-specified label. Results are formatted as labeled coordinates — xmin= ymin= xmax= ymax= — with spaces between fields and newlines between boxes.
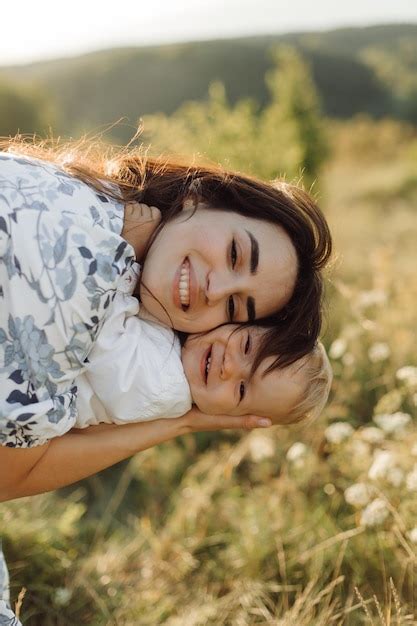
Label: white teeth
xmin=179 ymin=260 xmax=190 ymax=306
xmin=205 ymin=354 xmax=212 ymax=378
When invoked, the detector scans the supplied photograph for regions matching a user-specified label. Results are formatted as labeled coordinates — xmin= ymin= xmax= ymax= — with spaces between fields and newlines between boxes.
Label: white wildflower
xmin=286 ymin=442 xmax=308 ymax=463
xmin=325 ymin=422 xmax=354 ymax=444
xmin=55 ymin=587 xmax=72 ymax=606
xmin=386 ymin=467 xmax=404 ymax=487
xmin=350 ymin=439 xmax=370 ymax=458
xmin=342 ymin=352 xmax=355 ymax=366
xmin=329 ymin=338 xmax=347 ymax=359
xmin=406 ymin=464 xmax=417 ymax=492
xmin=396 ymin=366 xmax=417 ymax=387
xmin=408 ymin=527 xmax=417 ymax=544
xmin=373 ymin=412 xmax=411 ymax=436
xmin=368 ymin=450 xmax=395 ymax=481
xmin=368 ymin=342 xmax=390 ymax=363
xmin=344 ymin=483 xmax=371 ymax=507
xmin=374 ymin=389 xmax=402 ymax=414
xmin=360 ymin=427 xmax=385 ymax=444
xmin=249 ymin=433 xmax=275 ymax=462
xmin=360 ymin=498 xmax=389 ymax=527
xmin=357 ymin=289 xmax=387 ymax=309
xmin=362 ymin=319 xmax=376 ymax=332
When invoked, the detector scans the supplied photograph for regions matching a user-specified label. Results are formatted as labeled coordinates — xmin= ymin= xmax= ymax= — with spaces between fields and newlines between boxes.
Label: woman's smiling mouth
xmin=173 ymin=257 xmax=194 ymax=312
xmin=179 ymin=258 xmax=190 ymax=309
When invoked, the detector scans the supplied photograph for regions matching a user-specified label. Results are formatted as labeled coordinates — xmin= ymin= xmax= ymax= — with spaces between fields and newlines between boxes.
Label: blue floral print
xmin=0 ymin=153 xmax=135 ymax=447
xmin=3 ymin=315 xmax=64 ymax=389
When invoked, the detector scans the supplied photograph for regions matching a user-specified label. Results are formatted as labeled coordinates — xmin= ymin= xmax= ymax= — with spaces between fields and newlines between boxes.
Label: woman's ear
xmin=181 ymin=197 xmax=209 ymax=213
xmin=181 ymin=178 xmax=207 ymax=212
xmin=182 ymin=196 xmax=197 ymax=211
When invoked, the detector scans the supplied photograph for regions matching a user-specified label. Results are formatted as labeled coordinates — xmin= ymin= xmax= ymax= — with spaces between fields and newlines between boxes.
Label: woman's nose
xmin=206 ymin=272 xmax=235 ymax=306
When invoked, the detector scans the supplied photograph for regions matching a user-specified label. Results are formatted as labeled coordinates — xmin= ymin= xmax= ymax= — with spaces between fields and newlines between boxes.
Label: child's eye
xmin=244 ymin=334 xmax=251 ymax=354
xmin=227 ymin=296 xmax=235 ymax=322
xmin=230 ymin=238 xmax=237 ymax=268
xmin=239 ymin=382 xmax=246 ymax=402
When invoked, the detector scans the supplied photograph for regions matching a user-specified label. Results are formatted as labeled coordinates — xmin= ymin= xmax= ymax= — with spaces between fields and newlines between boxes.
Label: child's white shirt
xmin=75 ymin=263 xmax=192 ymax=427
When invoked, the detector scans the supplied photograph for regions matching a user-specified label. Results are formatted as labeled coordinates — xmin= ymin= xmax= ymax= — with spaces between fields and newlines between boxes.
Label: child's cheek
xmin=193 ymin=389 xmax=220 ymax=415
xmin=205 ymin=393 xmax=234 ymax=416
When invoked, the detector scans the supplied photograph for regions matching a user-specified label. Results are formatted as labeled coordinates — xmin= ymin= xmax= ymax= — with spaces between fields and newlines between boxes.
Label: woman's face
xmin=139 ymin=205 xmax=298 ymax=332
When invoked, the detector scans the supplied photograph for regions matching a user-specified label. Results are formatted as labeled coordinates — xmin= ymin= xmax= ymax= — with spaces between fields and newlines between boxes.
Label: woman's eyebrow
xmin=245 ymin=230 xmax=259 ymax=274
xmin=247 ymin=296 xmax=256 ymax=322
xmin=243 ymin=230 xmax=258 ymax=321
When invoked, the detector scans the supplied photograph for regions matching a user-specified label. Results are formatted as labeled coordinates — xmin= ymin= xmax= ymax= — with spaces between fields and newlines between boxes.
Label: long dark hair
xmin=1 ymin=137 xmax=332 ymax=370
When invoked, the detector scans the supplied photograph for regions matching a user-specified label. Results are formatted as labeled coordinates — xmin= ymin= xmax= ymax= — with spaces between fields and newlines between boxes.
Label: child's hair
xmin=280 ymin=341 xmax=333 ymax=426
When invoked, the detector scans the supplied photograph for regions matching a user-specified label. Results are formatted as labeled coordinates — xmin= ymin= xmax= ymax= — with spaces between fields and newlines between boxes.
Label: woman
xmin=0 ymin=139 xmax=331 ymax=501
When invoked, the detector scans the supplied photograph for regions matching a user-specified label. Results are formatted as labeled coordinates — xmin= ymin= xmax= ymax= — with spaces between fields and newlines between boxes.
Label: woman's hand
xmin=178 ymin=407 xmax=272 ymax=433
xmin=121 ymin=202 xmax=162 ymax=260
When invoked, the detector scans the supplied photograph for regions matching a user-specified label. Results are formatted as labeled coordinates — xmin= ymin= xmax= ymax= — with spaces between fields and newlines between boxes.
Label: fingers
xmin=229 ymin=415 xmax=272 ymax=430
xmin=150 ymin=205 xmax=162 ymax=223
xmin=124 ymin=201 xmax=139 ymax=219
xmin=125 ymin=202 xmax=161 ymax=223
xmin=185 ymin=408 xmax=272 ymax=433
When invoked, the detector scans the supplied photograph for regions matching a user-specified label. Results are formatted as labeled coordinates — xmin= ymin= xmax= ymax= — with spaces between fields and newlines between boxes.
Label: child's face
xmin=181 ymin=324 xmax=307 ymax=423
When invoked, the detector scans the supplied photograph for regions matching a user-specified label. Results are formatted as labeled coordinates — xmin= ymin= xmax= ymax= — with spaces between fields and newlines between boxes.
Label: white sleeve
xmin=74 ymin=374 xmax=113 ymax=428
xmin=82 ymin=292 xmax=192 ymax=423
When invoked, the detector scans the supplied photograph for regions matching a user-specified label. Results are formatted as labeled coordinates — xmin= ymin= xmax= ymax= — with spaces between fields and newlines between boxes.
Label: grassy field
xmin=1 ymin=118 xmax=417 ymax=625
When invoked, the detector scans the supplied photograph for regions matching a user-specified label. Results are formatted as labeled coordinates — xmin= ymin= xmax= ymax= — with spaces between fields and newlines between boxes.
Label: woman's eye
xmin=230 ymin=239 xmax=237 ymax=268
xmin=227 ymin=296 xmax=235 ymax=321
xmin=244 ymin=335 xmax=251 ymax=354
xmin=239 ymin=382 xmax=246 ymax=402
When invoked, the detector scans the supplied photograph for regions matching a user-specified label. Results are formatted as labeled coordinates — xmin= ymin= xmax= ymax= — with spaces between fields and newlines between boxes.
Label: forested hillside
xmin=1 ymin=24 xmax=416 ymax=142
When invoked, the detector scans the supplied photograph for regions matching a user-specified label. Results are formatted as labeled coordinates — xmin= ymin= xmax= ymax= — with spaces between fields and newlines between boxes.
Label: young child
xmin=76 ymin=260 xmax=332 ymax=429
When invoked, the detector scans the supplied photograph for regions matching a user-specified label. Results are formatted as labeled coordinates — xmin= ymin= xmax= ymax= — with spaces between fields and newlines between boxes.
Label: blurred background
xmin=1 ymin=2 xmax=417 ymax=624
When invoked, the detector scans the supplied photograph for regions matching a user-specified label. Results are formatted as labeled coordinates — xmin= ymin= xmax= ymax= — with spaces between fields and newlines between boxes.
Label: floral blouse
xmin=0 ymin=153 xmax=135 ymax=448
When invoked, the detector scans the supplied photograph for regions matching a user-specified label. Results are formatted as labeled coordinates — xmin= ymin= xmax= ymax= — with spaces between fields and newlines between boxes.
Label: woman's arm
xmin=0 ymin=410 xmax=270 ymax=501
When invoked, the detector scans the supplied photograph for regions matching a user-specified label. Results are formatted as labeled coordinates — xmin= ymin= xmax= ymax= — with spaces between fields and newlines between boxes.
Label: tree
xmin=259 ymin=46 xmax=327 ymax=185
xmin=143 ymin=81 xmax=260 ymax=173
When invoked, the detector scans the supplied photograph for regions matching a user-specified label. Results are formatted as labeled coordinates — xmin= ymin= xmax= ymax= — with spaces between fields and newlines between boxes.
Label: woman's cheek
xmin=196 ymin=309 xmax=224 ymax=334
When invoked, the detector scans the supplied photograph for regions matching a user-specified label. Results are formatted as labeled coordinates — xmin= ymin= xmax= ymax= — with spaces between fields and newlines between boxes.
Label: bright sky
xmin=2 ymin=0 xmax=417 ymax=66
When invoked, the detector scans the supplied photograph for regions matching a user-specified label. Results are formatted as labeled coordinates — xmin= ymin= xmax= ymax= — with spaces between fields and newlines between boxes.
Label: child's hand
xmin=121 ymin=202 xmax=162 ymax=260
xmin=180 ymin=407 xmax=271 ymax=433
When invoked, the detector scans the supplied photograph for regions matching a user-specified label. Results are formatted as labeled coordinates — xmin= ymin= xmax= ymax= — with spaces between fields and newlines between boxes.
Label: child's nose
xmin=220 ymin=350 xmax=239 ymax=381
